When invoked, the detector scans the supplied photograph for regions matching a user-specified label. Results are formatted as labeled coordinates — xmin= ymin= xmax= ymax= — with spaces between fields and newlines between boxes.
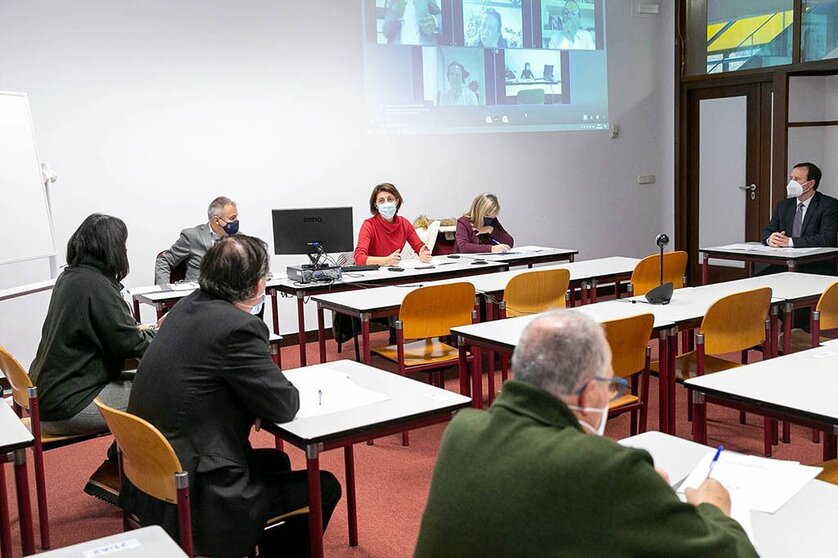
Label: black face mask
xmin=483 ymin=217 xmax=495 ymax=227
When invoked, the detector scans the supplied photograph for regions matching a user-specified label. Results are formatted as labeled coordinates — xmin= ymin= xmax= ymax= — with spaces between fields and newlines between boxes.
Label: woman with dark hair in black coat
xmin=30 ymin=214 xmax=156 ymax=437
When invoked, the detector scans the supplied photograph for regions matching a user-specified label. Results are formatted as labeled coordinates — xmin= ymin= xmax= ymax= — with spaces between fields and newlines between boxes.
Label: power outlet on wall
xmin=638 ymin=175 xmax=656 ymax=185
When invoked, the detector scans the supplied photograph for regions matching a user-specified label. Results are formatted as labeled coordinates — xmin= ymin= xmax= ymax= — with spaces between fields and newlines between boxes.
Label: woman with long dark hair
xmin=30 ymin=214 xmax=156 ymax=437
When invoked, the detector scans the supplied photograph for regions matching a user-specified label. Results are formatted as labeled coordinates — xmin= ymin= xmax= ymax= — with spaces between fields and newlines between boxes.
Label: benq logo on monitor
xmin=303 ymin=217 xmax=323 ymax=223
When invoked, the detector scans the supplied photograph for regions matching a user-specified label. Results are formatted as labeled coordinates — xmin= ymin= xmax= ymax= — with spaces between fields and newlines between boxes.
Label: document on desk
xmin=169 ymin=281 xmax=199 ymax=291
xmin=679 ymin=450 xmax=822 ymax=514
xmin=715 ymin=243 xmax=821 ymax=256
xmin=127 ymin=285 xmax=163 ymax=296
xmin=283 ymin=368 xmax=390 ymax=419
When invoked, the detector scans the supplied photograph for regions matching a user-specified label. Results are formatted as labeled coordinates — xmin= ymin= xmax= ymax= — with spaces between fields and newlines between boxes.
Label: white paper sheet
xmin=283 ymin=367 xmax=390 ymax=419
xmin=169 ymin=281 xmax=199 ymax=291
xmin=715 ymin=243 xmax=821 ymax=256
xmin=679 ymin=449 xmax=822 ymax=514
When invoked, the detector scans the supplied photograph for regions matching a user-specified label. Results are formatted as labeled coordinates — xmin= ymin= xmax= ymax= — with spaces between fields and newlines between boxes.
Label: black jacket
xmin=121 ymin=289 xmax=299 ymax=557
xmin=761 ymin=191 xmax=838 ymax=248
xmin=30 ymin=256 xmax=154 ymax=421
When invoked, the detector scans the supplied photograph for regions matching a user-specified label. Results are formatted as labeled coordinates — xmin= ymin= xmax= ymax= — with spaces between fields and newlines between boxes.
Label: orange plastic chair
xmin=602 ymin=314 xmax=654 ymax=435
xmin=629 ymin=251 xmax=688 ymax=296
xmin=654 ymin=288 xmax=774 ymax=455
xmin=95 ymin=400 xmax=308 ymax=558
xmin=497 ymin=269 xmax=571 ymax=392
xmin=500 ymin=268 xmax=571 ymax=318
xmin=372 ymin=282 xmax=476 ymax=443
xmin=0 ymin=345 xmax=110 ymax=550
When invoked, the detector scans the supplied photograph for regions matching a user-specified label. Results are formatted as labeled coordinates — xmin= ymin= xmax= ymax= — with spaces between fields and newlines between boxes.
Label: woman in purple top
xmin=455 ymin=193 xmax=515 ymax=253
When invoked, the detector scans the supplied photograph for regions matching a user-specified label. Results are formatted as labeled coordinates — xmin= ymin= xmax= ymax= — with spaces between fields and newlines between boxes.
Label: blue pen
xmin=490 ymin=238 xmax=500 ymax=245
xmin=706 ymin=445 xmax=724 ymax=480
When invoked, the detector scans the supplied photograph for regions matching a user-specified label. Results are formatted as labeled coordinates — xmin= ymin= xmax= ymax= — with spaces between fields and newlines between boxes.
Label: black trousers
xmin=252 ymin=449 xmax=342 ymax=557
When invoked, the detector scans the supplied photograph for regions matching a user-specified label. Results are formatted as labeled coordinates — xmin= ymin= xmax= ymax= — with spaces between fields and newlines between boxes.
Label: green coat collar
xmin=492 ymin=380 xmax=585 ymax=433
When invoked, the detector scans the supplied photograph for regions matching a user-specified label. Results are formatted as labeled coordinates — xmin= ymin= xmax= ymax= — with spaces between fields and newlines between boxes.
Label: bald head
xmin=511 ymin=310 xmax=610 ymax=397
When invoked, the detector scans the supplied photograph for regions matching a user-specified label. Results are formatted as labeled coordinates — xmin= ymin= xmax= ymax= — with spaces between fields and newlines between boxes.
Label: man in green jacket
xmin=415 ymin=310 xmax=758 ymax=558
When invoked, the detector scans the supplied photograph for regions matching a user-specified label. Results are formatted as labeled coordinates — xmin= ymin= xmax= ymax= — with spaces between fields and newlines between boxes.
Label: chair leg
xmin=739 ymin=411 xmax=747 ymax=425
xmin=814 ymin=429 xmax=821 ymax=443
xmin=402 ymin=431 xmax=409 ymax=446
xmin=500 ymin=353 xmax=509 ymax=383
xmin=772 ymin=419 xmax=779 ymax=446
xmin=630 ymin=410 xmax=638 ymax=436
xmin=782 ymin=422 xmax=790 ymax=444
xmin=32 ymin=446 xmax=50 ymax=549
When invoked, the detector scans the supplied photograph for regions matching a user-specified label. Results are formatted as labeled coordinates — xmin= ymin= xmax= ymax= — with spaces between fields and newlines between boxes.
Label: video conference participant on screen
xmin=354 ymin=182 xmax=432 ymax=265
xmin=548 ymin=1 xmax=595 ymax=50
xmin=520 ymin=62 xmax=534 ymax=79
xmin=440 ymin=62 xmax=479 ymax=106
xmin=455 ymin=193 xmax=514 ymax=253
xmin=468 ymin=9 xmax=507 ymax=48
xmin=384 ymin=0 xmax=441 ymax=45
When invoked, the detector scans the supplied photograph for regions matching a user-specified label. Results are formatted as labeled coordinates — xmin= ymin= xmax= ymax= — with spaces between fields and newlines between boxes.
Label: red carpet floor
xmin=2 ymin=334 xmax=827 ymax=557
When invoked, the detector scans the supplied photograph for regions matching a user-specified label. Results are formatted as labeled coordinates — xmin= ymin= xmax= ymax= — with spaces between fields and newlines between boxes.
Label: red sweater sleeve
xmin=353 ymin=220 xmax=374 ymax=265
xmin=455 ymin=217 xmax=491 ymax=253
xmin=492 ymin=219 xmax=514 ymax=248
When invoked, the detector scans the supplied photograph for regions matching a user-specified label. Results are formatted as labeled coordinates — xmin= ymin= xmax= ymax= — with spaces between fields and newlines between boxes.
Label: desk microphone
xmin=646 ymin=233 xmax=673 ymax=305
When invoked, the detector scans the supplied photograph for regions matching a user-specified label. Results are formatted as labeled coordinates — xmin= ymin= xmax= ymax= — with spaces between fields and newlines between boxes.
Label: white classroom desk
xmin=455 ymin=246 xmax=578 ymax=267
xmin=267 ymin=258 xmax=507 ymax=366
xmin=263 ymin=359 xmax=470 ymax=558
xmin=700 ymin=242 xmax=838 ymax=284
xmin=311 ymin=256 xmax=641 ymax=365
xmin=1 ymin=401 xmax=35 ymax=558
xmin=453 ymin=272 xmax=837 ymax=433
xmin=621 ymin=431 xmax=838 ymax=558
xmin=25 ymin=525 xmax=186 ymax=558
xmin=686 ymin=343 xmax=838 ymax=461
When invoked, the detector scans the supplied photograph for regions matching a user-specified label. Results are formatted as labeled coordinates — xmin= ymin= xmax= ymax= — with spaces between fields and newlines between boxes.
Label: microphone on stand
xmin=645 ymin=233 xmax=673 ymax=305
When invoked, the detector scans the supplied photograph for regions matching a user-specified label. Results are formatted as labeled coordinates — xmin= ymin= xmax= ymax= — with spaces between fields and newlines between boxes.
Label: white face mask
xmin=568 ymin=401 xmax=609 ymax=436
xmin=378 ymin=202 xmax=397 ymax=220
xmin=786 ymin=179 xmax=811 ymax=199
xmin=250 ymin=294 xmax=265 ymax=315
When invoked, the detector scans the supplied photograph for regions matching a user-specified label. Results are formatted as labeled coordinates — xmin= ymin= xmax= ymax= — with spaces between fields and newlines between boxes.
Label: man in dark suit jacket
xmin=122 ymin=235 xmax=341 ymax=557
xmin=153 ymin=196 xmax=239 ymax=285
xmin=762 ymin=162 xmax=838 ymax=273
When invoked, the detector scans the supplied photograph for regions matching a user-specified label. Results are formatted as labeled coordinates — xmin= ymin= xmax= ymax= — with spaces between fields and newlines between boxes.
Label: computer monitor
xmin=543 ymin=64 xmax=554 ymax=81
xmin=272 ymin=207 xmax=354 ymax=260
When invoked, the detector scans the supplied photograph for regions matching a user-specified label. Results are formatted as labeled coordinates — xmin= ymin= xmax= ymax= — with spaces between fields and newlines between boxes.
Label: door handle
xmin=738 ymin=184 xmax=757 ymax=192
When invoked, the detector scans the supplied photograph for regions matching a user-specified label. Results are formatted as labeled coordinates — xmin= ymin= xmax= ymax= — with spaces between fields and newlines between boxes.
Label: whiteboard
xmin=0 ymin=91 xmax=55 ymax=265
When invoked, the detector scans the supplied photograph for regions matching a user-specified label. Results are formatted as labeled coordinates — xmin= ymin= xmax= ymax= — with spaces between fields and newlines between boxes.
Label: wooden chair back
xmin=601 ymin=314 xmax=654 ymax=378
xmin=0 ymin=344 xmax=34 ymax=411
xmin=95 ymin=399 xmax=183 ymax=504
xmin=399 ymin=282 xmax=475 ymax=339
xmin=816 ymin=281 xmax=838 ymax=331
xmin=630 ymin=251 xmax=688 ymax=296
xmin=503 ymin=268 xmax=570 ymax=318
xmin=701 ymin=287 xmax=772 ymax=355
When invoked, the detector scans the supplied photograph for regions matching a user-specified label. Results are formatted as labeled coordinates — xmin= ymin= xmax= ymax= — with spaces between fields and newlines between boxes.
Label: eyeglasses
xmin=576 ymin=376 xmax=628 ymax=401
xmin=562 ymin=9 xmax=580 ymax=18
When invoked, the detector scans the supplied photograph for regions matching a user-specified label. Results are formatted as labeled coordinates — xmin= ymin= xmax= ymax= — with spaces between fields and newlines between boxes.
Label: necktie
xmin=792 ymin=202 xmax=805 ymax=238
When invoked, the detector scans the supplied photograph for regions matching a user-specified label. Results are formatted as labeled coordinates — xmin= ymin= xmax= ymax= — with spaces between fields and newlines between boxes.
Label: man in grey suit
xmin=154 ymin=196 xmax=239 ymax=285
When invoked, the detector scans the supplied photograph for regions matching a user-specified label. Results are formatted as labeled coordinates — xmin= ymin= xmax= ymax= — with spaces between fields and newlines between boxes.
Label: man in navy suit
xmin=762 ymin=162 xmax=838 ymax=252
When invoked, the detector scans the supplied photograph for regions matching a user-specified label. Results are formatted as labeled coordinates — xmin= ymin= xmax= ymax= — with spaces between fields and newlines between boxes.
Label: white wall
xmin=787 ymin=75 xmax=837 ymax=197
xmin=0 ymin=0 xmax=675 ymax=367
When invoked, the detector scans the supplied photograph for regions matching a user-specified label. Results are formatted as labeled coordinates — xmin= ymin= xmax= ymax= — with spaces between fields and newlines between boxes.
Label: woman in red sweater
xmin=354 ymin=183 xmax=432 ymax=265
xmin=455 ymin=192 xmax=515 ymax=253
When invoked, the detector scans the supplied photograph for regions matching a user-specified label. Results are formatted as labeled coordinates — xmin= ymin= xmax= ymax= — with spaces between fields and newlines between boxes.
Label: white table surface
xmin=455 ymin=246 xmax=577 ymax=263
xmin=620 ymin=431 xmax=838 ymax=558
xmin=451 ymin=301 xmax=675 ymax=350
xmin=273 ymin=360 xmax=470 ymax=442
xmin=692 ymin=272 xmax=837 ymax=302
xmin=0 ymin=399 xmax=33 ymax=452
xmin=701 ymin=243 xmax=838 ymax=258
xmin=685 ymin=344 xmax=838 ymax=424
xmin=26 ymin=525 xmax=186 ymax=558
xmin=311 ymin=256 xmax=642 ymax=313
xmin=269 ymin=258 xmax=506 ymax=291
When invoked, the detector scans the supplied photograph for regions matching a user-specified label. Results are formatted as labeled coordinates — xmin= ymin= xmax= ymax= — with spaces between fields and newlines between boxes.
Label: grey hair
xmin=511 ymin=310 xmax=609 ymax=396
xmin=207 ymin=196 xmax=236 ymax=221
